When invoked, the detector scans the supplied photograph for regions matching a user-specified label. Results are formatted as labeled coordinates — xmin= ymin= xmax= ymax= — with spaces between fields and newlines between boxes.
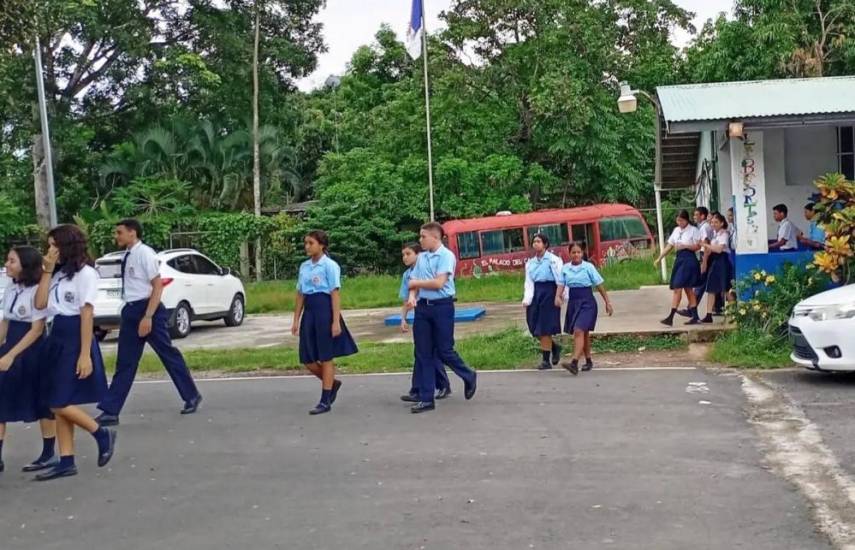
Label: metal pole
xmin=420 ymin=0 xmax=435 ymax=222
xmin=33 ymin=37 xmax=57 ymax=227
xmin=252 ymin=1 xmax=262 ymax=281
xmin=641 ymin=89 xmax=668 ymax=283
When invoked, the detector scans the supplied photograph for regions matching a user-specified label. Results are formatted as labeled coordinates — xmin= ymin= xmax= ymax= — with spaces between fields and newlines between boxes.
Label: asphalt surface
xmin=0 ymin=368 xmax=831 ymax=550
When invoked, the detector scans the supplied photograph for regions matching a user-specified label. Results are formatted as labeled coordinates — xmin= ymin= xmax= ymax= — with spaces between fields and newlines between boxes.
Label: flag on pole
xmin=406 ymin=0 xmax=424 ymax=59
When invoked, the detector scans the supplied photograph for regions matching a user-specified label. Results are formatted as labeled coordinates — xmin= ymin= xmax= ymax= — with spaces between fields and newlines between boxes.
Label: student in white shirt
xmin=699 ymin=213 xmax=733 ymax=323
xmin=654 ymin=210 xmax=702 ymax=326
xmin=769 ymin=204 xmax=799 ymax=251
xmin=33 ymin=225 xmax=116 ymax=481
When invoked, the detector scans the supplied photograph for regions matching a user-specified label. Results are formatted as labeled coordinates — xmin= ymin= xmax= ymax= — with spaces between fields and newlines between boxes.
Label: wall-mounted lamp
xmin=728 ymin=121 xmax=744 ymax=139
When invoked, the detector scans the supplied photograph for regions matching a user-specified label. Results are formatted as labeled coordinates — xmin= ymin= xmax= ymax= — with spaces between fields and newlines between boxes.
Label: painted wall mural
xmin=730 ymin=132 xmax=768 ymax=254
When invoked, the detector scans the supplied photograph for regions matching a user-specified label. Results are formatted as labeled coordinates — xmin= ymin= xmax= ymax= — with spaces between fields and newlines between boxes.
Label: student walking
xmin=407 ymin=222 xmax=477 ymax=414
xmin=33 ymin=225 xmax=116 ymax=481
xmin=97 ymin=219 xmax=202 ymax=426
xmin=556 ymin=243 xmax=613 ymax=374
xmin=398 ymin=243 xmax=451 ymax=402
xmin=292 ymin=230 xmax=357 ymax=415
xmin=522 ymin=233 xmax=563 ymax=370
xmin=699 ymin=212 xmax=732 ymax=323
xmin=0 ymin=246 xmax=57 ymax=474
xmin=655 ymin=210 xmax=702 ymax=326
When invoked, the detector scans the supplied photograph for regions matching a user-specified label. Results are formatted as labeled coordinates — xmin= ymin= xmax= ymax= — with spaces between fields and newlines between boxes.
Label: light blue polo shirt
xmin=526 ymin=252 xmax=560 ymax=283
xmin=809 ymin=221 xmax=825 ymax=243
xmin=399 ymin=267 xmax=413 ymax=301
xmin=296 ymin=255 xmax=341 ymax=295
xmin=560 ymin=261 xmax=604 ymax=288
xmin=411 ymin=245 xmax=456 ymax=300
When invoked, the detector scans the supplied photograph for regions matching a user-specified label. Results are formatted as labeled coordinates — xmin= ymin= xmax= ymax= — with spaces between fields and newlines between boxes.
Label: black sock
xmin=58 ymin=455 xmax=75 ymax=468
xmin=689 ymin=307 xmax=700 ymax=321
xmin=664 ymin=308 xmax=676 ymax=320
xmin=541 ymin=350 xmax=551 ymax=363
xmin=39 ymin=437 xmax=56 ymax=462
xmin=320 ymin=389 xmax=332 ymax=406
xmin=585 ymin=357 xmax=593 ymax=366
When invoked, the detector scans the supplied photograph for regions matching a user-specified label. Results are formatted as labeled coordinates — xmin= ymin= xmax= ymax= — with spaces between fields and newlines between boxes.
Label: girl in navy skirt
xmin=655 ymin=210 xmax=702 ymax=326
xmin=0 ymin=246 xmax=58 ymax=474
xmin=291 ymin=230 xmax=358 ymax=415
xmin=399 ymin=243 xmax=450 ymax=402
xmin=556 ymin=243 xmax=613 ymax=375
xmin=32 ymin=225 xmax=116 ymax=481
xmin=699 ymin=212 xmax=732 ymax=323
xmin=522 ymin=233 xmax=563 ymax=370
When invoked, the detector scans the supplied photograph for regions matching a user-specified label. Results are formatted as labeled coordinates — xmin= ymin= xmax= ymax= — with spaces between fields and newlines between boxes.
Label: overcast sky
xmin=297 ymin=0 xmax=735 ymax=91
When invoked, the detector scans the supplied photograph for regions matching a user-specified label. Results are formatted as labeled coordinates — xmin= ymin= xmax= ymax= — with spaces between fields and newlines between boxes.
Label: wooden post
xmin=240 ymin=241 xmax=251 ymax=280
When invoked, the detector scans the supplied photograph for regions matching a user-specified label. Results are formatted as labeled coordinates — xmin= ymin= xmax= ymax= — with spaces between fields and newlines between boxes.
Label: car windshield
xmin=96 ymin=260 xmax=123 ymax=279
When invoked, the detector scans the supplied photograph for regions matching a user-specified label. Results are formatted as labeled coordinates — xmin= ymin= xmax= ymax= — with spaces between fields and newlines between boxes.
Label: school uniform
xmin=43 ymin=266 xmax=108 ymax=409
xmin=808 ymin=220 xmax=825 ymax=246
xmin=560 ymin=261 xmax=603 ymax=333
xmin=411 ymin=245 xmax=477 ymax=409
xmin=401 ymin=267 xmax=449 ymax=395
xmin=668 ymin=225 xmax=701 ymax=290
xmin=297 ymin=255 xmax=357 ymax=364
xmin=98 ymin=241 xmax=201 ymax=419
xmin=703 ymin=230 xmax=732 ymax=294
xmin=777 ymin=219 xmax=799 ymax=251
xmin=693 ymin=221 xmax=714 ymax=300
xmin=523 ymin=252 xmax=563 ymax=336
xmin=0 ymin=283 xmax=50 ymax=423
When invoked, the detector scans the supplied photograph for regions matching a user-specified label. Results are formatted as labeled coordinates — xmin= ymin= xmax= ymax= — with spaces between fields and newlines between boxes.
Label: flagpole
xmin=420 ymin=0 xmax=435 ymax=222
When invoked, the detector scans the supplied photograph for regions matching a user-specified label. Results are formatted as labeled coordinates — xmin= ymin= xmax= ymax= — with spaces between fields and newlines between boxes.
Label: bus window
xmin=457 ymin=231 xmax=481 ymax=259
xmin=527 ymin=224 xmax=569 ymax=247
xmin=481 ymin=228 xmax=525 ymax=254
xmin=599 ymin=216 xmax=649 ymax=241
xmin=571 ymin=224 xmax=594 ymax=251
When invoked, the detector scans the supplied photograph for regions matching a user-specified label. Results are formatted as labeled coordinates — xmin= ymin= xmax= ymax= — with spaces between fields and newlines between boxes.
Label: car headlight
xmin=807 ymin=303 xmax=855 ymax=321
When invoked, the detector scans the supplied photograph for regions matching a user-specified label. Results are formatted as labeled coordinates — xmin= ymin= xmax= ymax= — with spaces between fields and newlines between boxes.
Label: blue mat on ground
xmin=384 ymin=307 xmax=487 ymax=326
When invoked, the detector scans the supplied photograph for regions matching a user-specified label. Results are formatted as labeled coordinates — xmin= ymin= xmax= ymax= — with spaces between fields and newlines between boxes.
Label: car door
xmin=190 ymin=254 xmax=227 ymax=314
xmin=168 ymin=254 xmax=205 ymax=314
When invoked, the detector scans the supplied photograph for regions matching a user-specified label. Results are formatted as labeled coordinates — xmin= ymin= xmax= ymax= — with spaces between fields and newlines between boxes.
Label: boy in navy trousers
xmin=407 ymin=222 xmax=477 ymax=413
xmin=96 ymin=219 xmax=202 ymax=426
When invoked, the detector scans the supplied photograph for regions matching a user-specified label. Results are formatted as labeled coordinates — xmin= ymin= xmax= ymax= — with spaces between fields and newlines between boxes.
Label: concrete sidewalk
xmin=101 ymin=286 xmax=731 ymax=353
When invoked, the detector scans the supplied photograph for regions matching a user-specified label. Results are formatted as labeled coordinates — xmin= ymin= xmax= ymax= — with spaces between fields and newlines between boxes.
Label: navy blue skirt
xmin=704 ymin=252 xmax=732 ymax=294
xmin=526 ymin=281 xmax=561 ymax=336
xmin=299 ymin=293 xmax=358 ymax=364
xmin=0 ymin=321 xmax=50 ymax=422
xmin=670 ymin=249 xmax=701 ymax=290
xmin=44 ymin=315 xmax=108 ymax=408
xmin=565 ymin=287 xmax=598 ymax=333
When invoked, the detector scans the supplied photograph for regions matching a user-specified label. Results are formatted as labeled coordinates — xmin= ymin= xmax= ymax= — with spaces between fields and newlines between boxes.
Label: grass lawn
xmin=709 ymin=329 xmax=793 ymax=369
xmin=104 ymin=330 xmax=685 ymax=376
xmin=246 ymin=258 xmax=662 ymax=314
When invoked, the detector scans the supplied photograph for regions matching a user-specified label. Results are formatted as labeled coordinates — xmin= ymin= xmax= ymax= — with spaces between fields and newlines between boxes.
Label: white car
xmin=789 ymin=283 xmax=855 ymax=372
xmin=94 ymin=248 xmax=247 ymax=339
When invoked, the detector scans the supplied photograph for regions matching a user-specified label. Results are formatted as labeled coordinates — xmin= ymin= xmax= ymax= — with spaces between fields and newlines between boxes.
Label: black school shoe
xmin=309 ymin=402 xmax=331 ymax=415
xmin=582 ymin=359 xmax=594 ymax=372
xmin=34 ymin=464 xmax=78 ymax=481
xmin=411 ymin=401 xmax=435 ymax=414
xmin=400 ymin=393 xmax=419 ymax=403
xmin=562 ymin=361 xmax=579 ymax=375
xmin=22 ymin=456 xmax=59 ymax=472
xmin=435 ymin=387 xmax=452 ymax=400
xmin=537 ymin=360 xmax=553 ymax=370
xmin=97 ymin=429 xmax=117 ymax=468
xmin=464 ymin=372 xmax=477 ymax=400
xmin=330 ymin=380 xmax=343 ymax=404
xmin=181 ymin=394 xmax=203 ymax=415
xmin=676 ymin=309 xmax=692 ymax=318
xmin=95 ymin=412 xmax=120 ymax=427
xmin=551 ymin=343 xmax=562 ymax=366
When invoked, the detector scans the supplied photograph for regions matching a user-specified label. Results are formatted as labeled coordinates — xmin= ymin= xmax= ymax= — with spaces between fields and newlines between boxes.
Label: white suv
xmin=93 ymin=248 xmax=247 ymax=339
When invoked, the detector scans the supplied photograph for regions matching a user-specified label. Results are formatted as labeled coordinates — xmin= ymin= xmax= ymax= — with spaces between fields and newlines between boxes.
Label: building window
xmin=457 ymin=232 xmax=480 ymax=259
xmin=480 ymin=228 xmax=525 ymax=255
xmin=527 ymin=224 xmax=570 ymax=247
xmin=839 ymin=126 xmax=854 ymax=180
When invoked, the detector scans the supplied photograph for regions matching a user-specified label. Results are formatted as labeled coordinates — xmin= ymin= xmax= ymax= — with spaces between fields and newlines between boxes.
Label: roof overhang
xmin=666 ymin=112 xmax=855 ymax=135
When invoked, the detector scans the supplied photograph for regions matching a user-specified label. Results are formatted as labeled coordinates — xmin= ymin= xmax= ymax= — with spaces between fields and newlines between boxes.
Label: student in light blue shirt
xmin=406 ymin=222 xmax=477 ymax=413
xmin=292 ymin=230 xmax=358 ymax=415
xmin=398 ymin=242 xmax=449 ymax=402
xmin=522 ymin=233 xmax=563 ymax=370
xmin=798 ymin=202 xmax=826 ymax=250
xmin=556 ymin=243 xmax=614 ymax=374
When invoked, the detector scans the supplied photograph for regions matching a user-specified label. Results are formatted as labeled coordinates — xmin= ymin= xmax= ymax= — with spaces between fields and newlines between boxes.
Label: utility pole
xmin=252 ymin=0 xmax=262 ymax=282
xmin=33 ymin=36 xmax=57 ymax=228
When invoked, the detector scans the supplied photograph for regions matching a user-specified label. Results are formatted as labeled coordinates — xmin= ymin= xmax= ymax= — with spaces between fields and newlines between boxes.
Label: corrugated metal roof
xmin=656 ymin=76 xmax=855 ymax=123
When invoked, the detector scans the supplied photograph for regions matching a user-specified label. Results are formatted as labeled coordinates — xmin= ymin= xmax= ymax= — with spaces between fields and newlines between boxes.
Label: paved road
xmin=100 ymin=286 xmax=729 ymax=353
xmin=0 ymin=368 xmax=831 ymax=550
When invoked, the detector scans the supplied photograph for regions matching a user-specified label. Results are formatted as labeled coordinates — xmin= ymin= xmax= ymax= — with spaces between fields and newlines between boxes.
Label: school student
xmin=0 ymin=247 xmax=57 ymax=474
xmin=398 ymin=243 xmax=451 ymax=402
xmin=33 ymin=225 xmax=116 ymax=481
xmin=291 ymin=230 xmax=357 ymax=415
xmin=522 ymin=233 xmax=563 ymax=370
xmin=769 ymin=204 xmax=799 ymax=251
xmin=798 ymin=202 xmax=826 ymax=250
xmin=406 ymin=222 xmax=477 ymax=414
xmin=677 ymin=207 xmax=713 ymax=318
xmin=654 ymin=210 xmax=702 ymax=326
xmin=96 ymin=219 xmax=202 ymax=426
xmin=555 ymin=242 xmax=613 ymax=374
xmin=699 ymin=213 xmax=732 ymax=323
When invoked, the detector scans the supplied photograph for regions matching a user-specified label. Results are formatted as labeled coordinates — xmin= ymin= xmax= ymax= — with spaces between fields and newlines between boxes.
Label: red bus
xmin=442 ymin=204 xmax=655 ymax=277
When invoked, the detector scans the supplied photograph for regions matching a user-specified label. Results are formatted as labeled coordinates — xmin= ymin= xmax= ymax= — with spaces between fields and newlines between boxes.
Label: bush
xmin=810 ymin=172 xmax=855 ymax=283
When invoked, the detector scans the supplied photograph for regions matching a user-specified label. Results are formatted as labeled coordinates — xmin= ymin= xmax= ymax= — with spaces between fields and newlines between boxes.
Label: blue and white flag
xmin=406 ymin=0 xmax=424 ymax=59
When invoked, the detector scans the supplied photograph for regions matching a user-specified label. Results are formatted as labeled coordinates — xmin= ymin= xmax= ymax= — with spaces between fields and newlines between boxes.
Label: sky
xmin=297 ymin=0 xmax=735 ymax=91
